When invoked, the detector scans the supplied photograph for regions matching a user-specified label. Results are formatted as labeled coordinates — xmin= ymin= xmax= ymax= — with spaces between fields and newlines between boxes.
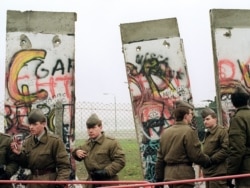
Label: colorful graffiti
xmin=125 ymin=44 xmax=193 ymax=182
xmin=217 ymin=58 xmax=250 ymax=126
xmin=5 ymin=47 xmax=76 ymax=180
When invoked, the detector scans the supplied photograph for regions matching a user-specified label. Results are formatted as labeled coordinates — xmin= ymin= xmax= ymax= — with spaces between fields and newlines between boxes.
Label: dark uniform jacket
xmin=202 ymin=125 xmax=229 ymax=176
xmin=228 ymin=105 xmax=250 ymax=187
xmin=0 ymin=133 xmax=19 ymax=188
xmin=12 ymin=129 xmax=71 ymax=188
xmin=72 ymin=132 xmax=125 ymax=188
xmin=155 ymin=121 xmax=211 ymax=186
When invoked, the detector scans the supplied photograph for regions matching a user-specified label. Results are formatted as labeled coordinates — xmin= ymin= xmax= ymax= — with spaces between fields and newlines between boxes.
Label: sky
xmin=0 ymin=0 xmax=249 ymax=105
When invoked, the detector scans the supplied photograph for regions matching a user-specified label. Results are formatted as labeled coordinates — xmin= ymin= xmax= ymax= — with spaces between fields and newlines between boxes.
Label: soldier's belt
xmin=166 ymin=162 xmax=192 ymax=166
xmin=31 ymin=168 xmax=56 ymax=176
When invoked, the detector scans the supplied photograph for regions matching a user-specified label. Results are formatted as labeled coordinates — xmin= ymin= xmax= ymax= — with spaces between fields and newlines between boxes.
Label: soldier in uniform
xmin=10 ymin=109 xmax=71 ymax=188
xmin=0 ymin=132 xmax=19 ymax=188
xmin=200 ymin=107 xmax=228 ymax=188
xmin=72 ymin=113 xmax=125 ymax=188
xmin=227 ymin=86 xmax=250 ymax=187
xmin=155 ymin=100 xmax=212 ymax=188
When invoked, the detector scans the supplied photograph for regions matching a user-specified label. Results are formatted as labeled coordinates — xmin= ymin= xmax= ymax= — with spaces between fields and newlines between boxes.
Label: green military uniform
xmin=228 ymin=105 xmax=250 ymax=187
xmin=72 ymin=132 xmax=125 ymax=188
xmin=0 ymin=133 xmax=19 ymax=188
xmin=12 ymin=129 xmax=71 ymax=188
xmin=202 ymin=125 xmax=228 ymax=188
xmin=155 ymin=122 xmax=211 ymax=188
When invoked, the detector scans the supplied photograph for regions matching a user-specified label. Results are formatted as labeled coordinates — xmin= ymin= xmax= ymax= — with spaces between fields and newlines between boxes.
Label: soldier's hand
xmin=0 ymin=169 xmax=10 ymax=180
xmin=0 ymin=173 xmax=9 ymax=180
xmin=55 ymin=184 xmax=67 ymax=188
xmin=202 ymin=157 xmax=213 ymax=168
xmin=155 ymin=185 xmax=164 ymax=188
xmin=0 ymin=167 xmax=10 ymax=180
xmin=91 ymin=169 xmax=109 ymax=180
xmin=10 ymin=141 xmax=21 ymax=155
xmin=76 ymin=149 xmax=88 ymax=159
xmin=0 ymin=165 xmax=5 ymax=174
xmin=155 ymin=178 xmax=164 ymax=188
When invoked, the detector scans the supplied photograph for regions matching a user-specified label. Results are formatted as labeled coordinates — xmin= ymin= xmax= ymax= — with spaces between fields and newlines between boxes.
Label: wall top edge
xmin=120 ymin=17 xmax=180 ymax=44
xmin=7 ymin=10 xmax=77 ymax=34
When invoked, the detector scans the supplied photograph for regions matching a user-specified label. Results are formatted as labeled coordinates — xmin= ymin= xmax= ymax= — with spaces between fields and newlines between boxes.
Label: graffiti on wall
xmin=123 ymin=38 xmax=193 ymax=182
xmin=5 ymin=32 xmax=76 ymax=180
xmin=214 ymin=28 xmax=250 ymax=125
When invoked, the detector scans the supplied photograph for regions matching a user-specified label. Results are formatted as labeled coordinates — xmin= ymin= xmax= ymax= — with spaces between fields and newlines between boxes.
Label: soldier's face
xmin=203 ymin=115 xmax=216 ymax=128
xmin=185 ymin=109 xmax=194 ymax=124
xmin=87 ymin=125 xmax=102 ymax=139
xmin=29 ymin=121 xmax=46 ymax=136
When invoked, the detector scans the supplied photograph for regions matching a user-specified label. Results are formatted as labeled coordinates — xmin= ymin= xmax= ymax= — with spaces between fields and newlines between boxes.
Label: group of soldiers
xmin=0 ymin=110 xmax=125 ymax=188
xmin=155 ymin=86 xmax=250 ymax=188
xmin=1 ymin=85 xmax=250 ymax=188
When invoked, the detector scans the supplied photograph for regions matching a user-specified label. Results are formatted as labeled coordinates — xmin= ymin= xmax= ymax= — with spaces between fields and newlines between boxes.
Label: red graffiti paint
xmin=218 ymin=59 xmax=236 ymax=81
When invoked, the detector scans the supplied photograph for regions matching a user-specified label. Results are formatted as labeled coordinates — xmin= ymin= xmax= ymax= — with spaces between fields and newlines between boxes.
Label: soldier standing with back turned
xmin=155 ymin=100 xmax=212 ymax=188
xmin=227 ymin=86 xmax=250 ymax=187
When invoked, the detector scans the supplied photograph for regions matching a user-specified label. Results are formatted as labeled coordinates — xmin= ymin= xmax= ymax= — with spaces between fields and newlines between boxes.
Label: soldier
xmin=0 ymin=132 xmax=19 ymax=188
xmin=155 ymin=100 xmax=212 ymax=188
xmin=200 ymin=107 xmax=228 ymax=188
xmin=227 ymin=86 xmax=250 ymax=187
xmin=72 ymin=113 xmax=125 ymax=188
xmin=10 ymin=109 xmax=71 ymax=188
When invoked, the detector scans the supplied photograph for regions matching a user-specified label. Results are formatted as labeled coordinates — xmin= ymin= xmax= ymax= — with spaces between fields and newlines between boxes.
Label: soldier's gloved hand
xmin=91 ymin=169 xmax=109 ymax=180
xmin=55 ymin=184 xmax=66 ymax=188
xmin=0 ymin=165 xmax=5 ymax=174
xmin=155 ymin=178 xmax=164 ymax=188
xmin=155 ymin=185 xmax=164 ymax=188
xmin=0 ymin=172 xmax=10 ymax=180
xmin=203 ymin=157 xmax=213 ymax=168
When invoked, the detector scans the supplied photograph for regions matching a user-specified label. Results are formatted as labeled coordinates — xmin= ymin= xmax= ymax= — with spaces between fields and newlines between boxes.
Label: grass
xmin=74 ymin=139 xmax=144 ymax=180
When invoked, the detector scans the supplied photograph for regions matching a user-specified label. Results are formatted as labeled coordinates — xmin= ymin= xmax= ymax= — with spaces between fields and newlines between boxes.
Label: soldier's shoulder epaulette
xmin=26 ymin=134 xmax=32 ymax=138
xmin=106 ymin=136 xmax=115 ymax=140
xmin=189 ymin=125 xmax=196 ymax=130
xmin=0 ymin=132 xmax=11 ymax=138
xmin=218 ymin=125 xmax=227 ymax=129
xmin=23 ymin=134 xmax=32 ymax=141
xmin=25 ymin=135 xmax=32 ymax=139
xmin=49 ymin=134 xmax=60 ymax=139
xmin=164 ymin=125 xmax=171 ymax=130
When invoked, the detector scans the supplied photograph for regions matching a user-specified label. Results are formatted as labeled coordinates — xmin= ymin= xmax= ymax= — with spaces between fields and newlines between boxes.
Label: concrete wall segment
xmin=120 ymin=17 xmax=179 ymax=44
xmin=120 ymin=17 xmax=195 ymax=182
xmin=210 ymin=9 xmax=250 ymax=127
xmin=5 ymin=10 xmax=77 ymax=181
xmin=7 ymin=10 xmax=77 ymax=34
xmin=210 ymin=9 xmax=250 ymax=28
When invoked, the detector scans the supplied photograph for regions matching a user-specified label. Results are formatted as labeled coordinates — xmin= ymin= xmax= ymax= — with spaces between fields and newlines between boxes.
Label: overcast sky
xmin=0 ymin=0 xmax=249 ymax=104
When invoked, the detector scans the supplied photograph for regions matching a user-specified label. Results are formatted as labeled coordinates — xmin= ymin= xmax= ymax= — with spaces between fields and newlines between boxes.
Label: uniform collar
xmin=207 ymin=124 xmax=218 ymax=134
xmin=36 ymin=130 xmax=45 ymax=141
xmin=36 ymin=129 xmax=49 ymax=144
xmin=175 ymin=121 xmax=188 ymax=125
xmin=87 ymin=132 xmax=104 ymax=144
xmin=236 ymin=105 xmax=250 ymax=111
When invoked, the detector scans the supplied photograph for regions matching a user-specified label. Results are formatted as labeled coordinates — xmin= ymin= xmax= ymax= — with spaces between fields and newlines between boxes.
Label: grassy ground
xmin=74 ymin=139 xmax=144 ymax=180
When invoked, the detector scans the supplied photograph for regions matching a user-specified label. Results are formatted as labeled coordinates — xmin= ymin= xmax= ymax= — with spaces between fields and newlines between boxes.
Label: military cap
xmin=200 ymin=107 xmax=216 ymax=118
xmin=28 ymin=109 xmax=46 ymax=124
xmin=231 ymin=86 xmax=250 ymax=107
xmin=86 ymin=113 xmax=102 ymax=128
xmin=175 ymin=100 xmax=194 ymax=109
